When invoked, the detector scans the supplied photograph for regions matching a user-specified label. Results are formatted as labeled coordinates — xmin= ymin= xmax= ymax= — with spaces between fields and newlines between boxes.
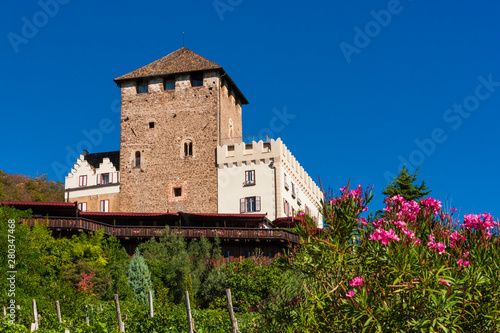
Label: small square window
xmin=191 ymin=73 xmax=203 ymax=87
xmin=244 ymin=170 xmax=255 ymax=186
xmin=149 ymin=122 xmax=155 ymax=129
xmin=173 ymin=187 xmax=182 ymax=197
xmin=137 ymin=79 xmax=148 ymax=94
xmin=164 ymin=76 xmax=175 ymax=90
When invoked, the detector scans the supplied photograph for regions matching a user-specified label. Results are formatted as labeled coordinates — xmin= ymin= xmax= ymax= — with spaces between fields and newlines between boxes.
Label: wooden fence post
xmin=185 ymin=291 xmax=195 ymax=333
xmin=226 ymin=289 xmax=240 ymax=333
xmin=30 ymin=299 xmax=38 ymax=331
xmin=3 ymin=306 xmax=5 ymax=316
xmin=114 ymin=294 xmax=125 ymax=332
xmin=148 ymin=290 xmax=154 ymax=318
xmin=85 ymin=305 xmax=89 ymax=325
xmin=55 ymin=301 xmax=62 ymax=323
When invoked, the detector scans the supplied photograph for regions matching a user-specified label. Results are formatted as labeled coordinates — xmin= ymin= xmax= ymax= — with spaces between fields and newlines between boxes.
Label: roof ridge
xmin=114 ymin=47 xmax=222 ymax=82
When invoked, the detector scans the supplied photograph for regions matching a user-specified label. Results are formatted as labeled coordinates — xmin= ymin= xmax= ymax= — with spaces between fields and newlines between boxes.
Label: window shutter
xmin=97 ymin=174 xmax=101 ymax=185
xmin=245 ymin=171 xmax=249 ymax=182
xmin=110 ymin=173 xmax=113 ymax=183
xmin=283 ymin=199 xmax=286 ymax=214
xmin=256 ymin=196 xmax=261 ymax=212
xmin=253 ymin=170 xmax=256 ymax=184
xmin=240 ymin=198 xmax=245 ymax=213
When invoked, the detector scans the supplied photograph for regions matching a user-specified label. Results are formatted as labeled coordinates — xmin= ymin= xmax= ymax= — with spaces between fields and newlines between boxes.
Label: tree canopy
xmin=382 ymin=166 xmax=431 ymax=201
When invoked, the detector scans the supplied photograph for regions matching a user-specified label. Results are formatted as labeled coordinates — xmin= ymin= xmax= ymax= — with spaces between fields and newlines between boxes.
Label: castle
xmin=64 ymin=47 xmax=323 ymax=227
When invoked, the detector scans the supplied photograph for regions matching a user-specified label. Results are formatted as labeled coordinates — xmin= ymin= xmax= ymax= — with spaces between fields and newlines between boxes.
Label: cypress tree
xmin=127 ymin=248 xmax=153 ymax=304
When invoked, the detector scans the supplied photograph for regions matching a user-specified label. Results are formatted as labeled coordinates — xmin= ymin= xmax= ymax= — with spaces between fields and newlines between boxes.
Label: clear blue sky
xmin=1 ymin=0 xmax=500 ymax=218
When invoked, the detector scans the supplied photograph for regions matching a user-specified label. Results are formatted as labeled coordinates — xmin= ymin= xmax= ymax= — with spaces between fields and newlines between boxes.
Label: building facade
xmin=64 ymin=151 xmax=120 ymax=212
xmin=64 ymin=47 xmax=323 ymax=226
xmin=217 ymin=139 xmax=323 ymax=227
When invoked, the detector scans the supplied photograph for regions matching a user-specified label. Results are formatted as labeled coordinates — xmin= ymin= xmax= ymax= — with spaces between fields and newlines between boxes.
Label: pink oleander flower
xmin=349 ymin=276 xmax=365 ymax=287
xmin=439 ymin=277 xmax=450 ymax=286
xmin=427 ymin=234 xmax=447 ymax=254
xmin=413 ymin=238 xmax=421 ymax=246
xmin=358 ymin=217 xmax=367 ymax=226
xmin=463 ymin=212 xmax=498 ymax=232
xmin=420 ymin=197 xmax=442 ymax=215
xmin=463 ymin=251 xmax=469 ymax=258
xmin=346 ymin=290 xmax=356 ymax=298
xmin=370 ymin=228 xmax=400 ymax=245
xmin=449 ymin=231 xmax=466 ymax=246
xmin=457 ymin=258 xmax=470 ymax=268
xmin=299 ymin=212 xmax=305 ymax=217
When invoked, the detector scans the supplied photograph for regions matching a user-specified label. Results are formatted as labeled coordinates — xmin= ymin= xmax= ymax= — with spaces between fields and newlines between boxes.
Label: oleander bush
xmin=257 ymin=183 xmax=500 ymax=332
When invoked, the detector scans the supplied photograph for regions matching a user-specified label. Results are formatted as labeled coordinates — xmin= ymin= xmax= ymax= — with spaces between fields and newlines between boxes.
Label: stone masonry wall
xmin=118 ymin=71 xmax=242 ymax=213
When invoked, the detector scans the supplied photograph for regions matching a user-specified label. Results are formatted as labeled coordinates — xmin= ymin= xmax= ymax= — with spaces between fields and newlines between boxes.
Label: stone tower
xmin=114 ymin=47 xmax=248 ymax=213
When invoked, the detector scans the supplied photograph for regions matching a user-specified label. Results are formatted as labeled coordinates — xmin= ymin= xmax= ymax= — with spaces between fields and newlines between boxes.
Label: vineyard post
xmin=114 ymin=294 xmax=125 ymax=332
xmin=31 ymin=299 xmax=38 ymax=331
xmin=85 ymin=305 xmax=89 ymax=325
xmin=185 ymin=291 xmax=194 ymax=333
xmin=148 ymin=290 xmax=154 ymax=318
xmin=55 ymin=301 xmax=62 ymax=323
xmin=226 ymin=289 xmax=240 ymax=333
xmin=3 ymin=306 xmax=5 ymax=316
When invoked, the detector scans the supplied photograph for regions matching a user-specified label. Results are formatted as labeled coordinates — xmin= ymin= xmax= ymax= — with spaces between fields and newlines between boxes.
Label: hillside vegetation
xmin=0 ymin=170 xmax=64 ymax=202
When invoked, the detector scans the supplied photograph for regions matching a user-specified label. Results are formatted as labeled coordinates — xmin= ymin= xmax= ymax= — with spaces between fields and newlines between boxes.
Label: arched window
xmin=135 ymin=151 xmax=141 ymax=167
xmin=184 ymin=141 xmax=193 ymax=157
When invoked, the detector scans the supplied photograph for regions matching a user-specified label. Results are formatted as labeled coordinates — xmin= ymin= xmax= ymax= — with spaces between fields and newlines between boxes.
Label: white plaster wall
xmin=217 ymin=138 xmax=323 ymax=227
xmin=218 ymin=162 xmax=276 ymax=220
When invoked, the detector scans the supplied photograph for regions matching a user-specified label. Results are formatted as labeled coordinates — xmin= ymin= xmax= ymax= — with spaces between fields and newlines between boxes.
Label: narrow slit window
xmin=135 ymin=151 xmax=141 ymax=167
xmin=184 ymin=141 xmax=193 ymax=157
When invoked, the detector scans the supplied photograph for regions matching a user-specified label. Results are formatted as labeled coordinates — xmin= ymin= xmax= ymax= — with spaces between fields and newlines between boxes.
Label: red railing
xmin=24 ymin=218 xmax=300 ymax=243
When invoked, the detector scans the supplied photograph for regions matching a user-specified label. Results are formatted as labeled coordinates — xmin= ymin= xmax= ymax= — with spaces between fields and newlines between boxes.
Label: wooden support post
xmin=31 ymin=299 xmax=38 ymax=331
xmin=3 ymin=306 xmax=6 ymax=316
xmin=114 ymin=294 xmax=125 ymax=332
xmin=148 ymin=290 xmax=154 ymax=318
xmin=100 ymin=304 xmax=103 ymax=311
xmin=55 ymin=301 xmax=62 ymax=323
xmin=85 ymin=305 xmax=89 ymax=325
xmin=185 ymin=291 xmax=194 ymax=333
xmin=226 ymin=289 xmax=240 ymax=333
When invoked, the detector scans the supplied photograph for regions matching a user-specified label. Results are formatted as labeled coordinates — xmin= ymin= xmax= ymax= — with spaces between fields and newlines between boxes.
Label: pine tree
xmin=382 ymin=166 xmax=431 ymax=201
xmin=127 ymin=248 xmax=153 ymax=304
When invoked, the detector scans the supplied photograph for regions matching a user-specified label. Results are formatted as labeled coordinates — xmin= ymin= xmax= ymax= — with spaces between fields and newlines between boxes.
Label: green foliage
xmin=127 ymin=249 xmax=153 ymax=304
xmin=0 ymin=170 xmax=64 ymax=202
xmin=382 ymin=165 xmax=431 ymax=201
xmin=258 ymin=183 xmax=500 ymax=332
xmin=138 ymin=228 xmax=221 ymax=306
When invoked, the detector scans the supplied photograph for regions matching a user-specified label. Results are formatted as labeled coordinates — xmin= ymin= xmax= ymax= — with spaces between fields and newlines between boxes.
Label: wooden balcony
xmin=23 ymin=218 xmax=300 ymax=244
